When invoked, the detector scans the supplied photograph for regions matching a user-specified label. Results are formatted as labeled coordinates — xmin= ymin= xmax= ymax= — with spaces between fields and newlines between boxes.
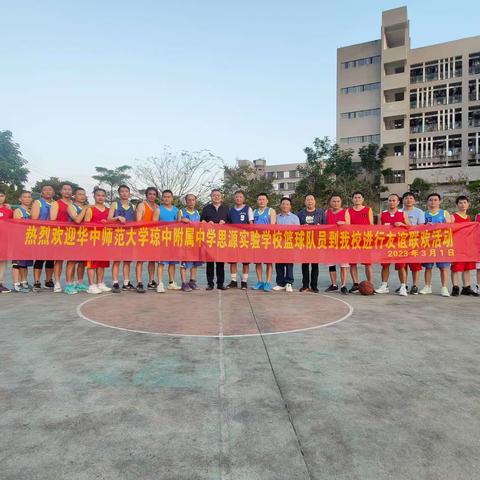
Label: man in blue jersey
xmin=157 ymin=189 xmax=180 ymax=293
xmin=178 ymin=193 xmax=203 ymax=291
xmin=252 ymin=193 xmax=276 ymax=292
xmin=108 ymin=185 xmax=136 ymax=293
xmin=420 ymin=193 xmax=452 ymax=297
xmin=274 ymin=197 xmax=300 ymax=292
xmin=30 ymin=184 xmax=55 ymax=291
xmin=227 ymin=190 xmax=254 ymax=290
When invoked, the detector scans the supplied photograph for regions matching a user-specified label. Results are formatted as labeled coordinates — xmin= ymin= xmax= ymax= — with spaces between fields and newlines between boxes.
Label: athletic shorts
xmin=12 ymin=260 xmax=34 ymax=268
xmin=86 ymin=261 xmax=109 ymax=269
xmin=181 ymin=261 xmax=204 ymax=269
xmin=476 ymin=262 xmax=480 ymax=270
xmin=328 ymin=264 xmax=350 ymax=268
xmin=394 ymin=263 xmax=422 ymax=272
xmin=159 ymin=261 xmax=179 ymax=265
xmin=229 ymin=262 xmax=250 ymax=266
xmin=349 ymin=263 xmax=371 ymax=267
xmin=33 ymin=260 xmax=54 ymax=269
xmin=423 ymin=262 xmax=450 ymax=269
xmin=451 ymin=262 xmax=476 ymax=272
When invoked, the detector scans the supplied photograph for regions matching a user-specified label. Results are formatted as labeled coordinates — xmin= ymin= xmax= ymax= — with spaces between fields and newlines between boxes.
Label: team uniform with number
xmin=325 ymin=208 xmax=349 ymax=268
xmin=451 ymin=213 xmax=475 ymax=272
xmin=348 ymin=206 xmax=372 ymax=266
xmin=86 ymin=206 xmax=110 ymax=269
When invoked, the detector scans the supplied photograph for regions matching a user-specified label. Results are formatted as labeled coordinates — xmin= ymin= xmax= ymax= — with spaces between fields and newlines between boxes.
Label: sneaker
xmin=461 ymin=286 xmax=479 ymax=297
xmin=419 ymin=286 xmax=432 ymax=295
xmin=252 ymin=281 xmax=264 ymax=290
xmin=340 ymin=286 xmax=348 ymax=295
xmin=122 ymin=282 xmax=136 ymax=292
xmin=18 ymin=285 xmax=31 ymax=293
xmin=112 ymin=283 xmax=121 ymax=293
xmin=311 ymin=288 xmax=319 ymax=293
xmin=97 ymin=283 xmax=112 ymax=292
xmin=217 ymin=285 xmax=227 ymax=290
xmin=349 ymin=283 xmax=359 ymax=294
xmin=136 ymin=283 xmax=146 ymax=294
xmin=75 ymin=283 xmax=88 ymax=293
xmin=375 ymin=284 xmax=389 ymax=294
xmin=473 ymin=285 xmax=480 ymax=294
xmin=451 ymin=285 xmax=460 ymax=297
xmin=398 ymin=285 xmax=408 ymax=297
xmin=273 ymin=285 xmax=286 ymax=291
xmin=189 ymin=280 xmax=199 ymax=290
xmin=54 ymin=282 xmax=62 ymax=293
xmin=64 ymin=284 xmax=78 ymax=295
xmin=206 ymin=285 xmax=214 ymax=291
xmin=263 ymin=282 xmax=272 ymax=292
xmin=156 ymin=282 xmax=165 ymax=293
xmin=441 ymin=286 xmax=450 ymax=297
xmin=286 ymin=283 xmax=293 ymax=293
xmin=44 ymin=280 xmax=54 ymax=289
xmin=409 ymin=285 xmax=419 ymax=295
xmin=299 ymin=286 xmax=310 ymax=292
xmin=227 ymin=280 xmax=238 ymax=289
xmin=87 ymin=284 xmax=102 ymax=294
xmin=395 ymin=285 xmax=408 ymax=293
xmin=240 ymin=281 xmax=248 ymax=290
xmin=167 ymin=281 xmax=181 ymax=291
xmin=325 ymin=284 xmax=338 ymax=292
xmin=147 ymin=280 xmax=157 ymax=290
xmin=181 ymin=282 xmax=192 ymax=292
xmin=32 ymin=282 xmax=42 ymax=292
xmin=0 ymin=284 xmax=11 ymax=293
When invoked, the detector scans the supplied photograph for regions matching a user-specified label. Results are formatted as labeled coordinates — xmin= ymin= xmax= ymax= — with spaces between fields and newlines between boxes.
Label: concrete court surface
xmin=1 ymin=269 xmax=480 ymax=480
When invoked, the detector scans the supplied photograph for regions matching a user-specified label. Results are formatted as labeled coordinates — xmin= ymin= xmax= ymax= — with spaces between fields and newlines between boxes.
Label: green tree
xmin=410 ymin=177 xmax=432 ymax=202
xmin=32 ymin=177 xmax=80 ymax=199
xmin=222 ymin=164 xmax=279 ymax=207
xmin=92 ymin=165 xmax=132 ymax=202
xmin=0 ymin=130 xmax=29 ymax=202
xmin=358 ymin=143 xmax=388 ymax=210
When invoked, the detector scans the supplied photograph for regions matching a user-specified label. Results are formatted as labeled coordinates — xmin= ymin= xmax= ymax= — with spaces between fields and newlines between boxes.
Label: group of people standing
xmin=1 ymin=184 xmax=479 ymax=298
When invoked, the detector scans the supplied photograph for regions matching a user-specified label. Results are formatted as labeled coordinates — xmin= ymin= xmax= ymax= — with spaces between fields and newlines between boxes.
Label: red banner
xmin=0 ymin=219 xmax=479 ymax=263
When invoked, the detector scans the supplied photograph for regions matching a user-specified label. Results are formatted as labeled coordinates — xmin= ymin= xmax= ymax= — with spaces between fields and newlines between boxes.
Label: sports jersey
xmin=452 ymin=212 xmax=471 ymax=223
xmin=425 ymin=209 xmax=447 ymax=224
xmin=35 ymin=198 xmax=52 ymax=220
xmin=16 ymin=206 xmax=31 ymax=219
xmin=253 ymin=207 xmax=272 ymax=225
xmin=348 ymin=206 xmax=371 ymax=225
xmin=179 ymin=208 xmax=200 ymax=222
xmin=55 ymin=199 xmax=70 ymax=222
xmin=380 ymin=210 xmax=405 ymax=225
xmin=89 ymin=206 xmax=109 ymax=223
xmin=113 ymin=201 xmax=136 ymax=222
xmin=159 ymin=205 xmax=178 ymax=222
xmin=0 ymin=206 xmax=13 ymax=219
xmin=325 ymin=208 xmax=346 ymax=225
xmin=229 ymin=205 xmax=253 ymax=224
xmin=142 ymin=201 xmax=156 ymax=222
xmin=68 ymin=203 xmax=83 ymax=222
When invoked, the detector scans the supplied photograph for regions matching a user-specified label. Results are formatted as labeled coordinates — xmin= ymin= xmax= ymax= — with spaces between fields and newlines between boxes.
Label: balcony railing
xmin=409 ymin=154 xmax=462 ymax=170
xmin=410 ymin=122 xmax=462 ymax=133
xmin=410 ymin=95 xmax=462 ymax=109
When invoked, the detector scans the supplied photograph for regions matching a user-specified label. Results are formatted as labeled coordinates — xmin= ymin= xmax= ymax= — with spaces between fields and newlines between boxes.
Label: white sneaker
xmin=419 ymin=285 xmax=432 ymax=295
xmin=375 ymin=284 xmax=389 ymax=294
xmin=97 ymin=283 xmax=111 ymax=292
xmin=273 ymin=285 xmax=286 ymax=291
xmin=167 ymin=281 xmax=181 ymax=290
xmin=440 ymin=286 xmax=450 ymax=297
xmin=398 ymin=285 xmax=408 ymax=297
xmin=285 ymin=283 xmax=293 ymax=293
xmin=87 ymin=284 xmax=102 ymax=294
xmin=54 ymin=282 xmax=62 ymax=293
xmin=156 ymin=282 xmax=165 ymax=293
xmin=473 ymin=285 xmax=480 ymax=294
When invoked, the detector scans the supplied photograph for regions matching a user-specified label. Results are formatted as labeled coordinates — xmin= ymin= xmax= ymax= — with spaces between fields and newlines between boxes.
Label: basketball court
xmin=1 ymin=271 xmax=479 ymax=480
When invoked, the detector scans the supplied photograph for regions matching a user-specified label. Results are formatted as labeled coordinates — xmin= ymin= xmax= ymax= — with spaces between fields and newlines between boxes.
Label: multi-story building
xmin=337 ymin=6 xmax=480 ymax=195
xmin=235 ymin=158 xmax=305 ymax=196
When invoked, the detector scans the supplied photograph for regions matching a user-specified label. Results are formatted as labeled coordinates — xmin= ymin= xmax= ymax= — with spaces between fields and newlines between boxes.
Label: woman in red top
xmin=451 ymin=195 xmax=478 ymax=296
xmin=375 ymin=194 xmax=410 ymax=296
xmin=84 ymin=188 xmax=112 ymax=294
xmin=348 ymin=191 xmax=374 ymax=293
xmin=50 ymin=183 xmax=73 ymax=292
xmin=0 ymin=188 xmax=13 ymax=293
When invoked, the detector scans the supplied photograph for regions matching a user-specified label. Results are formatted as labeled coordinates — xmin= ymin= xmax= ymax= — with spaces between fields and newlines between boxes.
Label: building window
xmin=276 ymin=171 xmax=285 ymax=179
xmin=288 ymin=182 xmax=296 ymax=190
xmin=340 ymin=108 xmax=380 ymax=119
xmin=342 ymin=55 xmax=380 ymax=69
xmin=340 ymin=82 xmax=380 ymax=94
xmin=289 ymin=170 xmax=298 ymax=178
xmin=340 ymin=134 xmax=380 ymax=145
xmin=278 ymin=183 xmax=285 ymax=190
xmin=394 ymin=145 xmax=404 ymax=156
xmin=384 ymin=170 xmax=405 ymax=184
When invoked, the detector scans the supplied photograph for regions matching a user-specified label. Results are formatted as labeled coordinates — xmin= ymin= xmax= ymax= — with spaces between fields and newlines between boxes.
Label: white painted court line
xmin=76 ymin=293 xmax=354 ymax=339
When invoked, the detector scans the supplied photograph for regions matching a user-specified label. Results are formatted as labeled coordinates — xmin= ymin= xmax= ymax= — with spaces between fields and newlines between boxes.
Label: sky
xmin=2 ymin=0 xmax=479 ymax=192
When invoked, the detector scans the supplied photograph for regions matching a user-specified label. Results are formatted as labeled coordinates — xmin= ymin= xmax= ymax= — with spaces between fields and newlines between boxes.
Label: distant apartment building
xmin=235 ymin=159 xmax=305 ymax=196
xmin=337 ymin=6 xmax=480 ymax=195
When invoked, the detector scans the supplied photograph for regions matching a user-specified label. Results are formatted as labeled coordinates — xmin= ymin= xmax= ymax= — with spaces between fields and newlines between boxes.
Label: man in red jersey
xmin=348 ymin=191 xmax=374 ymax=293
xmin=0 ymin=189 xmax=13 ymax=293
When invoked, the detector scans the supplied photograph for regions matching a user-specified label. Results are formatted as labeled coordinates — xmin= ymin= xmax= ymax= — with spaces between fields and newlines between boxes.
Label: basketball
xmin=358 ymin=280 xmax=375 ymax=296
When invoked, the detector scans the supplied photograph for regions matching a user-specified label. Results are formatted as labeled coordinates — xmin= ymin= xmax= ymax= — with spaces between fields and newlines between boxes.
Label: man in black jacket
xmin=200 ymin=189 xmax=230 ymax=290
xmin=297 ymin=194 xmax=325 ymax=292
